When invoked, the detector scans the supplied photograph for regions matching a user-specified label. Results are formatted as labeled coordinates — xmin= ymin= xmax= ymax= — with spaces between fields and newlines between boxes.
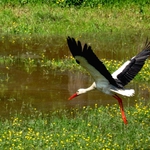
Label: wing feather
xmin=113 ymin=39 xmax=150 ymax=86
xmin=67 ymin=36 xmax=120 ymax=88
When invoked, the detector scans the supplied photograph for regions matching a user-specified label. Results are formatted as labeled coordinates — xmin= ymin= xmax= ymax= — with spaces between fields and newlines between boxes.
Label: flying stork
xmin=67 ymin=36 xmax=150 ymax=124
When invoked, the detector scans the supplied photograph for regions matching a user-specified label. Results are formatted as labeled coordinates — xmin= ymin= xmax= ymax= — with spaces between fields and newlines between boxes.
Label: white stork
xmin=67 ymin=36 xmax=150 ymax=124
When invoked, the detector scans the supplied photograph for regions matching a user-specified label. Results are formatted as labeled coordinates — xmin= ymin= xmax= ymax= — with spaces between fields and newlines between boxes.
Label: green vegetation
xmin=0 ymin=102 xmax=150 ymax=149
xmin=1 ymin=0 xmax=150 ymax=7
xmin=0 ymin=0 xmax=149 ymax=80
xmin=0 ymin=0 xmax=150 ymax=38
xmin=0 ymin=1 xmax=150 ymax=150
xmin=1 ymin=55 xmax=150 ymax=82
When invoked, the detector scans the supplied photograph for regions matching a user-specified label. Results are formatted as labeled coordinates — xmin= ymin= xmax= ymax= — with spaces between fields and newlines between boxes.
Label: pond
xmin=0 ymin=35 xmax=149 ymax=117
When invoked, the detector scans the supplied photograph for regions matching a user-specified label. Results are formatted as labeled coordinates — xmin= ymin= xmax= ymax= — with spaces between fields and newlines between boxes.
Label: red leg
xmin=113 ymin=94 xmax=128 ymax=125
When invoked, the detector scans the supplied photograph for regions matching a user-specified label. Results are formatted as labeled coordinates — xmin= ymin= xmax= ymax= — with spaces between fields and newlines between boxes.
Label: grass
xmin=0 ymin=101 xmax=149 ymax=149
xmin=0 ymin=4 xmax=150 ymax=38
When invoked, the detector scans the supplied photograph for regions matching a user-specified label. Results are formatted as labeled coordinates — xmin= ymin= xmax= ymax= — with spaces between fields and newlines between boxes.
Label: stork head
xmin=68 ymin=88 xmax=86 ymax=100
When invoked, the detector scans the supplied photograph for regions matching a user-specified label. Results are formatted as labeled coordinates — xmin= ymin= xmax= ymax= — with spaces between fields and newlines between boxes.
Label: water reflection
xmin=0 ymin=35 xmax=147 ymax=61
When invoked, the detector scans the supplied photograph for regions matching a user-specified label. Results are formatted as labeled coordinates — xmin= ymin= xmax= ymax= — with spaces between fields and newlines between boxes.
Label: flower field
xmin=0 ymin=102 xmax=149 ymax=150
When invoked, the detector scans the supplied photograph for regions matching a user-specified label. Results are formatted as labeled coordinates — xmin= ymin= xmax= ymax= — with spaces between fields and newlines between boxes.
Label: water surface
xmin=0 ymin=35 xmax=149 ymax=117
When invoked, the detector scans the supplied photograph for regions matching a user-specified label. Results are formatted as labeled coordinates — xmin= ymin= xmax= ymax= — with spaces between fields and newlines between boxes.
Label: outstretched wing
xmin=112 ymin=38 xmax=150 ymax=86
xmin=67 ymin=36 xmax=120 ymax=88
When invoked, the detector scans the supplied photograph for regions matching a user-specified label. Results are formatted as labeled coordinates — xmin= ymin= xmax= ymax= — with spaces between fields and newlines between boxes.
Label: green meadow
xmin=0 ymin=0 xmax=150 ymax=37
xmin=0 ymin=102 xmax=150 ymax=149
xmin=0 ymin=0 xmax=150 ymax=149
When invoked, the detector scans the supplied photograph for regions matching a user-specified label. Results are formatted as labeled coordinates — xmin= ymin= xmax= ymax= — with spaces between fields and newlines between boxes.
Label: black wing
xmin=113 ymin=39 xmax=150 ymax=86
xmin=67 ymin=36 xmax=121 ymax=88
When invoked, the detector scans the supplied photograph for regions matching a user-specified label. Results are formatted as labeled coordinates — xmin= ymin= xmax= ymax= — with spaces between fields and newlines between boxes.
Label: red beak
xmin=68 ymin=93 xmax=78 ymax=100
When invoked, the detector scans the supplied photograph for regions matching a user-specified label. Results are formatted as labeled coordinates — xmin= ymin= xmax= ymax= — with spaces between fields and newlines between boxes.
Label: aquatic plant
xmin=0 ymin=55 xmax=150 ymax=82
xmin=32 ymin=57 xmax=150 ymax=83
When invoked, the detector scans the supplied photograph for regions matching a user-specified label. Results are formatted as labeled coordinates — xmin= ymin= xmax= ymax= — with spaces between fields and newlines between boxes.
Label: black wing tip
xmin=67 ymin=36 xmax=83 ymax=57
xmin=67 ymin=37 xmax=81 ymax=45
xmin=67 ymin=36 xmax=77 ymax=44
xmin=67 ymin=36 xmax=74 ymax=44
xmin=67 ymin=36 xmax=73 ymax=40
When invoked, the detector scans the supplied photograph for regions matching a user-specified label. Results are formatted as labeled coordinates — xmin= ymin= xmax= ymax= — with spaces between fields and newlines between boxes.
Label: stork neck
xmin=85 ymin=82 xmax=96 ymax=92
